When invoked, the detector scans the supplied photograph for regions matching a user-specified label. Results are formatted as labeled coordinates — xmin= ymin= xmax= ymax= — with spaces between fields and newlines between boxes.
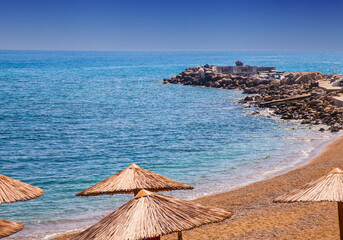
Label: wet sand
xmin=52 ymin=135 xmax=343 ymax=240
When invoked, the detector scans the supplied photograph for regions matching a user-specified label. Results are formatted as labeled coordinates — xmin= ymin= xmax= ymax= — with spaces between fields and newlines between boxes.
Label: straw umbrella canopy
xmin=0 ymin=174 xmax=44 ymax=204
xmin=274 ymin=168 xmax=343 ymax=239
xmin=76 ymin=164 xmax=193 ymax=197
xmin=0 ymin=219 xmax=24 ymax=239
xmin=72 ymin=189 xmax=232 ymax=240
xmin=0 ymin=175 xmax=43 ymax=238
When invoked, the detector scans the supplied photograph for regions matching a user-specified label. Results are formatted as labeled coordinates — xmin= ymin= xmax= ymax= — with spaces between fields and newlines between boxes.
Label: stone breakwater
xmin=163 ymin=65 xmax=343 ymax=132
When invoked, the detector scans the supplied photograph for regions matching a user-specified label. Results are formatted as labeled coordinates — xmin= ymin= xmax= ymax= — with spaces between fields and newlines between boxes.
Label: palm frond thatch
xmin=72 ymin=189 xmax=232 ymax=240
xmin=0 ymin=175 xmax=44 ymax=204
xmin=275 ymin=168 xmax=343 ymax=202
xmin=76 ymin=164 xmax=193 ymax=196
xmin=0 ymin=219 xmax=24 ymax=239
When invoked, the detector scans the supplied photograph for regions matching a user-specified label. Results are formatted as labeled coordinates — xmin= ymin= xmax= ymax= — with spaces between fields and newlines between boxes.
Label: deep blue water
xmin=0 ymin=51 xmax=342 ymax=239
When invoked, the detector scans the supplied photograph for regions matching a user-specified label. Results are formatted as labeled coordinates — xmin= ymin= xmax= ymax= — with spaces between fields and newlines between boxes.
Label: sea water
xmin=0 ymin=51 xmax=342 ymax=239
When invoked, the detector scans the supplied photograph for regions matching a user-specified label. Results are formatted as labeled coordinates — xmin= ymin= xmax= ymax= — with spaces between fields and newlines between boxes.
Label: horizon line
xmin=1 ymin=49 xmax=343 ymax=53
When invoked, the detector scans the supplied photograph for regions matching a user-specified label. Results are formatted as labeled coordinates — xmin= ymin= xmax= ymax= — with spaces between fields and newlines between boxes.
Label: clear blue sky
xmin=0 ymin=0 xmax=342 ymax=51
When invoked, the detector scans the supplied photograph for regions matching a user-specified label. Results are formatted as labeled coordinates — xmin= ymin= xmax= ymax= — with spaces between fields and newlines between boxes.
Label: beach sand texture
xmin=52 ymin=135 xmax=343 ymax=240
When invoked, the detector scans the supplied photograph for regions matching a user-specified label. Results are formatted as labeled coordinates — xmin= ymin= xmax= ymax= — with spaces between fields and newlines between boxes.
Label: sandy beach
xmin=51 ymin=134 xmax=343 ymax=240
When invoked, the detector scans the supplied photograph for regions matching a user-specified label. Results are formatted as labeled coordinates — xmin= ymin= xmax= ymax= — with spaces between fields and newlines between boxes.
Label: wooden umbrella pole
xmin=338 ymin=202 xmax=343 ymax=240
xmin=133 ymin=190 xmax=139 ymax=196
xmin=177 ymin=232 xmax=182 ymax=240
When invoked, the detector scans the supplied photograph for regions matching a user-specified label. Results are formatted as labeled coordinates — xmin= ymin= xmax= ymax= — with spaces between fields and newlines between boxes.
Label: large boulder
xmin=235 ymin=61 xmax=243 ymax=66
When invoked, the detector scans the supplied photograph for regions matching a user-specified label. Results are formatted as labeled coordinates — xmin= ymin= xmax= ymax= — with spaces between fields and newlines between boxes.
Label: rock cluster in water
xmin=163 ymin=65 xmax=343 ymax=132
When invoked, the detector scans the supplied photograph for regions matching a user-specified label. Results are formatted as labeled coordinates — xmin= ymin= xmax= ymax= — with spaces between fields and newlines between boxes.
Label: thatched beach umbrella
xmin=0 ymin=174 xmax=44 ymax=204
xmin=72 ymin=189 xmax=232 ymax=240
xmin=0 ymin=174 xmax=43 ymax=238
xmin=0 ymin=219 xmax=24 ymax=239
xmin=76 ymin=163 xmax=193 ymax=197
xmin=274 ymin=168 xmax=343 ymax=240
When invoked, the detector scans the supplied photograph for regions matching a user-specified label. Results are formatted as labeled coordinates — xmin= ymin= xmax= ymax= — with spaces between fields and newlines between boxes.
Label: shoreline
xmin=163 ymin=134 xmax=343 ymax=240
xmin=187 ymin=126 xmax=339 ymax=200
xmin=50 ymin=133 xmax=343 ymax=240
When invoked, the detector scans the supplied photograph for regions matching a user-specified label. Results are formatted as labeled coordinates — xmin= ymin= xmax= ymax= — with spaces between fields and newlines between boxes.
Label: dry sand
xmin=52 ymin=135 xmax=343 ymax=240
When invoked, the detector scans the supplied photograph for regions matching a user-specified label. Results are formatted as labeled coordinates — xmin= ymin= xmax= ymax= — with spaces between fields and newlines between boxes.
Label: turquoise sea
xmin=0 ymin=51 xmax=342 ymax=239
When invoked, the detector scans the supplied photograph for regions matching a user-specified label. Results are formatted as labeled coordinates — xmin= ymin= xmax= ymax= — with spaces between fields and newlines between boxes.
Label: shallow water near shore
xmin=0 ymin=51 xmax=342 ymax=239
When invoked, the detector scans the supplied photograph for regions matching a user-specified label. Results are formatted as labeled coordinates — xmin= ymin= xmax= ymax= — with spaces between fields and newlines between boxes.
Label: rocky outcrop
xmin=163 ymin=65 xmax=343 ymax=132
xmin=235 ymin=61 xmax=244 ymax=66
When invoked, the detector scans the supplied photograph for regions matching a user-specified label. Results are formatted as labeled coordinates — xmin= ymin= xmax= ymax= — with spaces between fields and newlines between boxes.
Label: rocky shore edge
xmin=163 ymin=64 xmax=343 ymax=132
